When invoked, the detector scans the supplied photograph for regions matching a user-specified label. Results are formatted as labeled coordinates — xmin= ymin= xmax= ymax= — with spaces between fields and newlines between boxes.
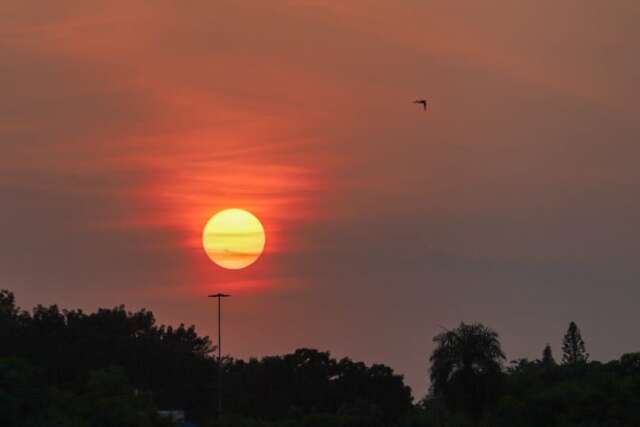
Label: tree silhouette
xmin=561 ymin=321 xmax=588 ymax=365
xmin=620 ymin=352 xmax=640 ymax=373
xmin=223 ymin=348 xmax=412 ymax=424
xmin=0 ymin=288 xmax=413 ymax=425
xmin=7 ymin=287 xmax=640 ymax=426
xmin=541 ymin=343 xmax=556 ymax=368
xmin=429 ymin=322 xmax=505 ymax=421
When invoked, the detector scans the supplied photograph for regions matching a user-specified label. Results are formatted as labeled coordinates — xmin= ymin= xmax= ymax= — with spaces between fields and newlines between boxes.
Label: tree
xmin=0 ymin=358 xmax=49 ymax=427
xmin=541 ymin=344 xmax=556 ymax=368
xmin=429 ymin=322 xmax=506 ymax=421
xmin=561 ymin=322 xmax=588 ymax=365
xmin=223 ymin=348 xmax=412 ymax=424
xmin=619 ymin=352 xmax=640 ymax=375
xmin=0 ymin=290 xmax=21 ymax=359
xmin=65 ymin=366 xmax=175 ymax=427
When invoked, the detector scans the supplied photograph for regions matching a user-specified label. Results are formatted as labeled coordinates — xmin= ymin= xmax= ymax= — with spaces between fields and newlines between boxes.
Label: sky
xmin=2 ymin=0 xmax=640 ymax=397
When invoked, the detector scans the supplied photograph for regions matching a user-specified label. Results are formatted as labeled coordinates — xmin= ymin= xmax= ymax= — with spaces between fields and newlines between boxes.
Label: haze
xmin=2 ymin=0 xmax=639 ymax=396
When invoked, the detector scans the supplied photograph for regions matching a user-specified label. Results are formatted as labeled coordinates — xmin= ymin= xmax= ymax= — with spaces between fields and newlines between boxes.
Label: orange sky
xmin=2 ymin=0 xmax=640 ymax=396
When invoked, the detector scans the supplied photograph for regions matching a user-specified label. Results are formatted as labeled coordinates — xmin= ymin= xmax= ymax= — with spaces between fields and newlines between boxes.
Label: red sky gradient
xmin=2 ymin=0 xmax=640 ymax=396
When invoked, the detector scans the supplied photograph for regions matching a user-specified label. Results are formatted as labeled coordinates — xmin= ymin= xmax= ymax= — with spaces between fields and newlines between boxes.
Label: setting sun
xmin=202 ymin=209 xmax=266 ymax=270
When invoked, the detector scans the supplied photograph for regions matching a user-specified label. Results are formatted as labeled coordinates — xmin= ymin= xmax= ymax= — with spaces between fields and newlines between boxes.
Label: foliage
xmin=204 ymin=412 xmax=386 ymax=427
xmin=541 ymin=344 xmax=556 ymax=368
xmin=562 ymin=321 xmax=589 ymax=366
xmin=3 ymin=289 xmax=640 ymax=426
xmin=223 ymin=349 xmax=411 ymax=425
xmin=429 ymin=322 xmax=505 ymax=421
xmin=415 ymin=326 xmax=640 ymax=427
xmin=485 ymin=356 xmax=640 ymax=427
xmin=0 ymin=289 xmax=412 ymax=426
xmin=0 ymin=359 xmax=174 ymax=427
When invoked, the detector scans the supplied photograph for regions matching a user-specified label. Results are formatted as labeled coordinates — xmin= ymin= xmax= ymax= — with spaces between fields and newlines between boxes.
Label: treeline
xmin=417 ymin=322 xmax=640 ymax=427
xmin=0 ymin=290 xmax=411 ymax=426
xmin=2 ymin=289 xmax=640 ymax=427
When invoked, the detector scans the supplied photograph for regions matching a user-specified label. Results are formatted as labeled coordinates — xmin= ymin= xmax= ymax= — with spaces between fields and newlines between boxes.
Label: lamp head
xmin=208 ymin=293 xmax=231 ymax=298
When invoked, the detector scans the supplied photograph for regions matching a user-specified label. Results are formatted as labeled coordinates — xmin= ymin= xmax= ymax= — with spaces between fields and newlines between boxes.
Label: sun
xmin=202 ymin=209 xmax=266 ymax=270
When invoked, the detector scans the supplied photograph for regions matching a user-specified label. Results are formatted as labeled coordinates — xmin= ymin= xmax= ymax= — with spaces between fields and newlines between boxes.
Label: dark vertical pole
xmin=217 ymin=296 xmax=222 ymax=419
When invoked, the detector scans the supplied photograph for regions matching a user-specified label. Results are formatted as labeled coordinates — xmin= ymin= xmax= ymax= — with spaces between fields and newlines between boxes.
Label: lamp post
xmin=208 ymin=293 xmax=231 ymax=419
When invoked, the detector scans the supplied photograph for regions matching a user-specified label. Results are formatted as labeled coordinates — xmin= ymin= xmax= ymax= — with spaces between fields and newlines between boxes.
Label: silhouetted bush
xmin=0 ymin=289 xmax=412 ymax=426
xmin=3 ymin=289 xmax=640 ymax=426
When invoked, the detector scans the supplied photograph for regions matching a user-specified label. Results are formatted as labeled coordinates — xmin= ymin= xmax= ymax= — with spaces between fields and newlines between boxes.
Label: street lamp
xmin=208 ymin=293 xmax=231 ymax=418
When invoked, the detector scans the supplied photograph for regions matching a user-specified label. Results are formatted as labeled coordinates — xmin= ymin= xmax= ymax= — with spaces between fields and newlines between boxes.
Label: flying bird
xmin=413 ymin=99 xmax=428 ymax=111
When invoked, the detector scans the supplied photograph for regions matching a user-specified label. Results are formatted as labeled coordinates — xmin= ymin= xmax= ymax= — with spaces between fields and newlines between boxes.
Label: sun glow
xmin=202 ymin=209 xmax=266 ymax=270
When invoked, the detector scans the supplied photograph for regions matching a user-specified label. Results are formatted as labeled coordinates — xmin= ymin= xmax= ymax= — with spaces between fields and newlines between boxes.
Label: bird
xmin=413 ymin=99 xmax=428 ymax=111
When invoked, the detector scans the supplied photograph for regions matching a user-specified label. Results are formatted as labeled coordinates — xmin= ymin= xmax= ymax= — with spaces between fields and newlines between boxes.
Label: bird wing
xmin=412 ymin=100 xmax=428 ymax=110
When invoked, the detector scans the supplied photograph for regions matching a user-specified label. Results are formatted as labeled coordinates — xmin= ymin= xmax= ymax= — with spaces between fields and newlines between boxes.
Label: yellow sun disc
xmin=202 ymin=209 xmax=266 ymax=270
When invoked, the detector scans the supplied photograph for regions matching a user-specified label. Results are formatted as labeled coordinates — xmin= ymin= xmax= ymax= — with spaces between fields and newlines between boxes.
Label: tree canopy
xmin=562 ymin=321 xmax=589 ymax=366
xmin=3 ymin=290 xmax=640 ymax=427
xmin=0 ymin=289 xmax=411 ymax=426
xmin=429 ymin=322 xmax=505 ymax=421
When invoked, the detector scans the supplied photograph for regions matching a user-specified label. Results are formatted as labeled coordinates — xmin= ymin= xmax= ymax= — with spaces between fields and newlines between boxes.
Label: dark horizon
xmin=3 ymin=286 xmax=638 ymax=427
xmin=3 ymin=285 xmax=631 ymax=400
xmin=0 ymin=289 xmax=628 ymax=396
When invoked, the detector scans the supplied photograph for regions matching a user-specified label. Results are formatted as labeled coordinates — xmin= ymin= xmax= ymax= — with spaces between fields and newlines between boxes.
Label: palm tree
xmin=429 ymin=322 xmax=505 ymax=421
